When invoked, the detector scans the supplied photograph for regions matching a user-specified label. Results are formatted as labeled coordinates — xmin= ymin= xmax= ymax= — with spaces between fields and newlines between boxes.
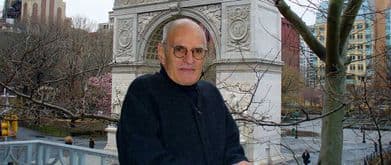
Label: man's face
xmin=158 ymin=21 xmax=206 ymax=86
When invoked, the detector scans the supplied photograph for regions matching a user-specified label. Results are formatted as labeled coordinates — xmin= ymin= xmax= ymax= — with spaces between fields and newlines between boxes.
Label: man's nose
xmin=183 ymin=50 xmax=194 ymax=64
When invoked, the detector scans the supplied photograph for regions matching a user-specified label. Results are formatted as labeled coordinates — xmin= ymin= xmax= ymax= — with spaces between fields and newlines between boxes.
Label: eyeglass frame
xmin=162 ymin=43 xmax=208 ymax=60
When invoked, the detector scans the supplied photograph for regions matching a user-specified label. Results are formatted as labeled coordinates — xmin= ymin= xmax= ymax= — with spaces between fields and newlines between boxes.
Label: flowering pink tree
xmin=86 ymin=73 xmax=112 ymax=115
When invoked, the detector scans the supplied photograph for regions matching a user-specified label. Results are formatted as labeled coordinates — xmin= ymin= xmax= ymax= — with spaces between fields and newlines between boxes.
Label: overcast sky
xmin=63 ymin=0 xmax=114 ymax=24
xmin=1 ymin=0 xmax=316 ymax=25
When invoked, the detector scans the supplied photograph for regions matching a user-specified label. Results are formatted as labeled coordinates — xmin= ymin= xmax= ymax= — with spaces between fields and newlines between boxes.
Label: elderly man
xmin=116 ymin=18 xmax=249 ymax=165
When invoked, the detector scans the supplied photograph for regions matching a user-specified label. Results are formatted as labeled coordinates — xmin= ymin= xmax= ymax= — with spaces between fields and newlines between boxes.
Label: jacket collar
xmin=159 ymin=66 xmax=198 ymax=90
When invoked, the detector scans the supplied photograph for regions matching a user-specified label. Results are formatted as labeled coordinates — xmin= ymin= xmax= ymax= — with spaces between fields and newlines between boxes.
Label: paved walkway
xmin=281 ymin=118 xmax=391 ymax=164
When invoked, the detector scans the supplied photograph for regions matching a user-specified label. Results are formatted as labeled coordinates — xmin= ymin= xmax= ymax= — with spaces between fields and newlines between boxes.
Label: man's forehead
xmin=168 ymin=23 xmax=202 ymax=35
xmin=166 ymin=22 xmax=206 ymax=43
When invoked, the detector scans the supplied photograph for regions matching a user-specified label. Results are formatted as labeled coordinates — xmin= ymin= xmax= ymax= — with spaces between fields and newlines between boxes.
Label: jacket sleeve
xmin=223 ymin=103 xmax=248 ymax=164
xmin=116 ymin=80 xmax=190 ymax=165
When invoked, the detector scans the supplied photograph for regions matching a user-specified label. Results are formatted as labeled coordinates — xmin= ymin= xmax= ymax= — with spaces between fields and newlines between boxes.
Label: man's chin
xmin=177 ymin=78 xmax=199 ymax=86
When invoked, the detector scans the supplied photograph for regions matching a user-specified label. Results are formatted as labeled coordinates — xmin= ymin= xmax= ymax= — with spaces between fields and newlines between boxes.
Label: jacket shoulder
xmin=128 ymin=72 xmax=161 ymax=92
xmin=197 ymin=80 xmax=223 ymax=99
xmin=198 ymin=80 xmax=218 ymax=91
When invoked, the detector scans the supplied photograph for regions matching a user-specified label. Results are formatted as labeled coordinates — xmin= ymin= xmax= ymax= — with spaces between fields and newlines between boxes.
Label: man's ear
xmin=157 ymin=43 xmax=166 ymax=65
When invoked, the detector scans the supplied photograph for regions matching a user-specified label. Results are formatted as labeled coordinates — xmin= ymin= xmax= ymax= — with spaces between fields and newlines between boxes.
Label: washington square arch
xmin=107 ymin=0 xmax=283 ymax=163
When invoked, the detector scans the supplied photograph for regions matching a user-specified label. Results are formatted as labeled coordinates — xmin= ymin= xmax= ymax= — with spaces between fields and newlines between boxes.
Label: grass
xmin=22 ymin=118 xmax=109 ymax=138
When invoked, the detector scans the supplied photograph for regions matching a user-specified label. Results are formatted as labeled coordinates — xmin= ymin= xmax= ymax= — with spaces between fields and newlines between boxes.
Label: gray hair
xmin=161 ymin=20 xmax=174 ymax=44
xmin=160 ymin=18 xmax=204 ymax=44
xmin=161 ymin=21 xmax=174 ymax=43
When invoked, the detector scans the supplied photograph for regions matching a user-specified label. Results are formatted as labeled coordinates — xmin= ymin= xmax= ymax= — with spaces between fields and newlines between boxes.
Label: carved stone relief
xmin=194 ymin=4 xmax=222 ymax=33
xmin=115 ymin=18 xmax=134 ymax=59
xmin=138 ymin=11 xmax=163 ymax=38
xmin=226 ymin=5 xmax=251 ymax=52
xmin=112 ymin=86 xmax=124 ymax=114
xmin=114 ymin=0 xmax=167 ymax=8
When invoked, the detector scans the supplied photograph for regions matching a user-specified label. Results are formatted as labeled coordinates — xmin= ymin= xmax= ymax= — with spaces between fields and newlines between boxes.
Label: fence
xmin=0 ymin=140 xmax=118 ymax=165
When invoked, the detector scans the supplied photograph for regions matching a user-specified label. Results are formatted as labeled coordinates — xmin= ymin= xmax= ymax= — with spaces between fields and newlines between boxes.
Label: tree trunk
xmin=318 ymin=68 xmax=346 ymax=164
xmin=318 ymin=0 xmax=345 ymax=164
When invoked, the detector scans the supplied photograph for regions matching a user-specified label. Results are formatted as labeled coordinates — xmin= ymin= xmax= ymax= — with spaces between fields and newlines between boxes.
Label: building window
xmin=349 ymin=34 xmax=355 ymax=40
xmin=349 ymin=65 xmax=356 ymax=70
xmin=358 ymin=64 xmax=364 ymax=70
xmin=357 ymin=45 xmax=363 ymax=50
xmin=348 ymin=44 xmax=355 ymax=50
xmin=41 ymin=0 xmax=47 ymax=24
xmin=356 ymin=23 xmax=363 ymax=29
xmin=319 ymin=36 xmax=325 ymax=41
xmin=366 ymin=34 xmax=371 ymax=40
xmin=357 ymin=34 xmax=363 ymax=40
xmin=57 ymin=7 xmax=62 ymax=25
xmin=23 ymin=3 xmax=28 ymax=21
xmin=32 ymin=3 xmax=39 ymax=23
xmin=49 ymin=0 xmax=55 ymax=24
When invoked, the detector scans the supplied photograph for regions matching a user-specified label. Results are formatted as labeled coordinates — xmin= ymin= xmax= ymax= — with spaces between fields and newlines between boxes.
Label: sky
xmin=0 ymin=0 xmax=317 ymax=25
xmin=0 ymin=1 xmax=3 ymax=18
xmin=0 ymin=0 xmax=115 ymax=23
xmin=63 ymin=0 xmax=115 ymax=24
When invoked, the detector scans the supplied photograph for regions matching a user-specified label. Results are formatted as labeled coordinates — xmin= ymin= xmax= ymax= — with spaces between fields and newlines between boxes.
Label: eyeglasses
xmin=166 ymin=44 xmax=208 ymax=60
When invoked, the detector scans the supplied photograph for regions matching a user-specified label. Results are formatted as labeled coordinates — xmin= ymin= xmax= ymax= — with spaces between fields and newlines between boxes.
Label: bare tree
xmin=0 ymin=19 xmax=116 ymax=124
xmin=273 ymin=0 xmax=364 ymax=164
xmin=349 ymin=64 xmax=391 ymax=164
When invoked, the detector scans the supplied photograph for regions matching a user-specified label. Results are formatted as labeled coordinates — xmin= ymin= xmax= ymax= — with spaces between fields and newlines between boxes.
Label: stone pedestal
xmin=104 ymin=125 xmax=118 ymax=151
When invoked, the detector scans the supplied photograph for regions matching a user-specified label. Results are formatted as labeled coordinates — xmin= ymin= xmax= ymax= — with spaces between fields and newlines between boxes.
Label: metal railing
xmin=0 ymin=140 xmax=118 ymax=165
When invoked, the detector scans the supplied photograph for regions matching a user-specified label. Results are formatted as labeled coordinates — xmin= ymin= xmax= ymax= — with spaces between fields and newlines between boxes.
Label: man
xmin=116 ymin=18 xmax=249 ymax=165
xmin=89 ymin=137 xmax=95 ymax=148
xmin=302 ymin=150 xmax=310 ymax=165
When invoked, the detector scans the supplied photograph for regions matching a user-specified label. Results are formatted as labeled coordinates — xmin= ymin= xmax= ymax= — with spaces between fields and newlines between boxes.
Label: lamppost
xmin=1 ymin=88 xmax=16 ymax=115
xmin=1 ymin=88 xmax=16 ymax=140
xmin=292 ymin=111 xmax=299 ymax=139
xmin=361 ymin=126 xmax=366 ymax=143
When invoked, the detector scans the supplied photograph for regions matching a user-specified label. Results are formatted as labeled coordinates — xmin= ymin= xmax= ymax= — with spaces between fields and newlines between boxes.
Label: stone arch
xmin=138 ymin=9 xmax=220 ymax=64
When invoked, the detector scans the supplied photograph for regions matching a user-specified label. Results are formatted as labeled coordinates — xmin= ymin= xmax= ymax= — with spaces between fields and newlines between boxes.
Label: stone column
xmin=104 ymin=12 xmax=138 ymax=150
xmin=218 ymin=0 xmax=282 ymax=163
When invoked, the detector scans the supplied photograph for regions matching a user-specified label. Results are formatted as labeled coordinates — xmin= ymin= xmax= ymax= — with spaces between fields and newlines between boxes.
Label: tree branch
xmin=326 ymin=0 xmax=344 ymax=66
xmin=339 ymin=0 xmax=364 ymax=55
xmin=274 ymin=0 xmax=326 ymax=62
xmin=235 ymin=103 xmax=346 ymax=126
xmin=0 ymin=81 xmax=118 ymax=122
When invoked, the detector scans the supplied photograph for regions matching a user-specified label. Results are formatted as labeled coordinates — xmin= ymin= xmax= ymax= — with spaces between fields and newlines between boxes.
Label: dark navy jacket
xmin=116 ymin=69 xmax=247 ymax=165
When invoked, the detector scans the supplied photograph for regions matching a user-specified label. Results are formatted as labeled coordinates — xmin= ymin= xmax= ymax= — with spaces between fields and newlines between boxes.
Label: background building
xmin=310 ymin=0 xmax=375 ymax=86
xmin=97 ymin=11 xmax=114 ymax=32
xmin=281 ymin=17 xmax=300 ymax=71
xmin=21 ymin=0 xmax=66 ymax=25
xmin=2 ymin=0 xmax=22 ymax=19
xmin=300 ymin=37 xmax=319 ymax=88
xmin=1 ymin=0 xmax=66 ymax=28
xmin=373 ymin=0 xmax=391 ymax=86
